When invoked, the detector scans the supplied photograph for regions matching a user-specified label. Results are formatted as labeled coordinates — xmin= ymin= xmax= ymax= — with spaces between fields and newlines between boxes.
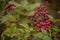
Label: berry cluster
xmin=5 ymin=3 xmax=16 ymax=10
xmin=29 ymin=1 xmax=53 ymax=32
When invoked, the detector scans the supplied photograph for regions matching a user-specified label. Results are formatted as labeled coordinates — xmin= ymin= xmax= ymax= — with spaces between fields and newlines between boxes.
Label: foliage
xmin=0 ymin=0 xmax=60 ymax=40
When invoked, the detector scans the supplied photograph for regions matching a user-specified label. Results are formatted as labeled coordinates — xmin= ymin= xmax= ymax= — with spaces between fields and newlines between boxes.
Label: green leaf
xmin=1 ymin=16 xmax=8 ymax=23
xmin=34 ymin=32 xmax=43 ymax=38
xmin=1 ymin=14 xmax=17 ymax=23
xmin=43 ymin=36 xmax=52 ymax=40
xmin=52 ymin=26 xmax=60 ymax=32
xmin=42 ymin=30 xmax=48 ymax=35
xmin=11 ymin=36 xmax=18 ymax=40
xmin=20 ymin=0 xmax=28 ymax=9
xmin=34 ymin=32 xmax=43 ymax=40
xmin=2 ymin=23 xmax=17 ymax=37
xmin=7 ymin=15 xmax=17 ymax=21
xmin=23 ymin=33 xmax=31 ymax=40
xmin=19 ymin=23 xmax=29 ymax=30
xmin=54 ymin=19 xmax=60 ymax=22
xmin=28 ymin=3 xmax=40 ymax=11
xmin=0 ymin=0 xmax=6 ymax=10
xmin=48 ymin=15 xmax=54 ymax=20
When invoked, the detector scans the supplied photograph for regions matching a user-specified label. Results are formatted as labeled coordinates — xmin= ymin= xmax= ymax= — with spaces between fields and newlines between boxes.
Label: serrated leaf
xmin=48 ymin=15 xmax=54 ymax=20
xmin=34 ymin=32 xmax=43 ymax=38
xmin=7 ymin=15 xmax=17 ymax=21
xmin=1 ymin=16 xmax=8 ymax=23
xmin=19 ymin=23 xmax=29 ymax=30
xmin=28 ymin=3 xmax=40 ymax=11
xmin=23 ymin=33 xmax=31 ymax=40
xmin=2 ymin=23 xmax=17 ymax=37
xmin=43 ymin=36 xmax=52 ymax=40
xmin=34 ymin=32 xmax=43 ymax=40
xmin=1 ymin=14 xmax=17 ymax=24
xmin=52 ymin=26 xmax=60 ymax=32
xmin=54 ymin=19 xmax=60 ymax=22
xmin=42 ymin=30 xmax=48 ymax=35
xmin=0 ymin=0 xmax=6 ymax=10
xmin=20 ymin=0 xmax=28 ymax=9
xmin=11 ymin=36 xmax=18 ymax=40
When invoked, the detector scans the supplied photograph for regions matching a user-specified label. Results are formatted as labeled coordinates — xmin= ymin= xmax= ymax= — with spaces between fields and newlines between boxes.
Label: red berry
xmin=38 ymin=29 xmax=42 ymax=32
xmin=34 ymin=22 xmax=37 ymax=25
xmin=29 ymin=1 xmax=53 ymax=32
xmin=11 ymin=6 xmax=16 ymax=10
xmin=44 ymin=27 xmax=49 ymax=31
xmin=40 ymin=22 xmax=45 ymax=26
xmin=5 ymin=3 xmax=15 ymax=10
xmin=35 ymin=24 xmax=40 ymax=28
xmin=37 ymin=18 xmax=42 ymax=21
xmin=34 ymin=11 xmax=38 ymax=14
xmin=30 ymin=17 xmax=33 ymax=20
